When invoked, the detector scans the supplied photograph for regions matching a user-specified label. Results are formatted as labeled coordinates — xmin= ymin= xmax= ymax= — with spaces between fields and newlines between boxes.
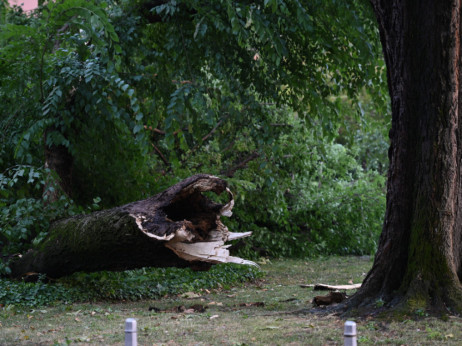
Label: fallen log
xmin=9 ymin=174 xmax=256 ymax=278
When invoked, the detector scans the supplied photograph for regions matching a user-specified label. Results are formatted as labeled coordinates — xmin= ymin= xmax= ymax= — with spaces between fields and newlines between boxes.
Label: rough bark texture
xmin=9 ymin=174 xmax=255 ymax=278
xmin=346 ymin=0 xmax=462 ymax=313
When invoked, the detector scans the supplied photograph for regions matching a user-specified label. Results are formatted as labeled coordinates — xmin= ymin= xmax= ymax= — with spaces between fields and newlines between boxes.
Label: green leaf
xmin=133 ymin=124 xmax=142 ymax=134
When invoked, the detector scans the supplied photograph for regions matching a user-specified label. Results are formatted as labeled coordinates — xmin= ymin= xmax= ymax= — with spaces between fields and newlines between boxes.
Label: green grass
xmin=2 ymin=257 xmax=462 ymax=345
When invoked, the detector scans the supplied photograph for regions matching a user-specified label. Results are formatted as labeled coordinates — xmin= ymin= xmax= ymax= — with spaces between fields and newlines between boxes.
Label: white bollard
xmin=344 ymin=320 xmax=357 ymax=346
xmin=125 ymin=318 xmax=137 ymax=346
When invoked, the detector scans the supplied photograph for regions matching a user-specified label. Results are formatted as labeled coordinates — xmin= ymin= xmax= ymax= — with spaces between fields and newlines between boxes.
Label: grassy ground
xmin=1 ymin=257 xmax=462 ymax=345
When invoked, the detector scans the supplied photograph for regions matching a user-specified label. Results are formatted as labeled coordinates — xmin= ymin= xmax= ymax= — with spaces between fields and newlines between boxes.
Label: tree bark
xmin=9 ymin=174 xmax=255 ymax=278
xmin=346 ymin=0 xmax=462 ymax=313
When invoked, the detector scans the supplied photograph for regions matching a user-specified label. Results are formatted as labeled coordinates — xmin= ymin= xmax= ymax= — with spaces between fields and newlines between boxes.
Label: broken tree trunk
xmin=9 ymin=174 xmax=255 ymax=278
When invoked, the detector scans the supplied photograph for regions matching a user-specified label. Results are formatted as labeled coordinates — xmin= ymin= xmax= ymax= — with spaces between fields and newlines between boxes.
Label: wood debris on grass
xmin=148 ymin=304 xmax=208 ymax=313
xmin=300 ymin=283 xmax=361 ymax=290
xmin=299 ymin=282 xmax=361 ymax=306
xmin=312 ymin=292 xmax=347 ymax=306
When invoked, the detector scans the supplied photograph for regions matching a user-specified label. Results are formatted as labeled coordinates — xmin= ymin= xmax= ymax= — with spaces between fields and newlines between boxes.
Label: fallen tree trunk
xmin=9 ymin=174 xmax=256 ymax=278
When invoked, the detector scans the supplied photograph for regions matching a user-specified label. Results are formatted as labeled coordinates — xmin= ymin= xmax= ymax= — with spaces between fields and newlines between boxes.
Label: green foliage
xmin=1 ymin=0 xmax=389 ymax=268
xmin=0 ymin=263 xmax=263 ymax=307
xmin=131 ymin=0 xmax=387 ymax=258
xmin=150 ymin=103 xmax=387 ymax=259
xmin=132 ymin=0 xmax=387 ymax=164
xmin=126 ymin=0 xmax=388 ymax=260
xmin=0 ymin=274 xmax=73 ymax=307
xmin=224 ymin=114 xmax=387 ymax=258
xmin=0 ymin=165 xmax=99 ymax=274
xmin=0 ymin=0 xmax=148 ymax=206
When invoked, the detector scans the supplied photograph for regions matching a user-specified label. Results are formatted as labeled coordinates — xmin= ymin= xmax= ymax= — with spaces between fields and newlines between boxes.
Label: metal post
xmin=344 ymin=320 xmax=357 ymax=346
xmin=125 ymin=318 xmax=137 ymax=346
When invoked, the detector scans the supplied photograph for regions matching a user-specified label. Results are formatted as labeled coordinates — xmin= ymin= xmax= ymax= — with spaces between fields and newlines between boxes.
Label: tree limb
xmin=151 ymin=143 xmax=169 ymax=166
xmin=221 ymin=152 xmax=260 ymax=178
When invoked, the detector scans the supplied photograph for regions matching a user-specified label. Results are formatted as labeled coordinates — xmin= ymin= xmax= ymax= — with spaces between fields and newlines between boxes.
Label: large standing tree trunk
xmin=9 ymin=174 xmax=255 ymax=278
xmin=346 ymin=0 xmax=462 ymax=313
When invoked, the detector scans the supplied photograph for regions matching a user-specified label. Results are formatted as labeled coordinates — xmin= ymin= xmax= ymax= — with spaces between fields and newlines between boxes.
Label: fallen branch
xmin=300 ymin=283 xmax=362 ymax=290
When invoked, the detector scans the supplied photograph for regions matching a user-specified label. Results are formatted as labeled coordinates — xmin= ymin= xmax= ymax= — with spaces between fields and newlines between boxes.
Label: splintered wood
xmin=164 ymin=187 xmax=257 ymax=266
